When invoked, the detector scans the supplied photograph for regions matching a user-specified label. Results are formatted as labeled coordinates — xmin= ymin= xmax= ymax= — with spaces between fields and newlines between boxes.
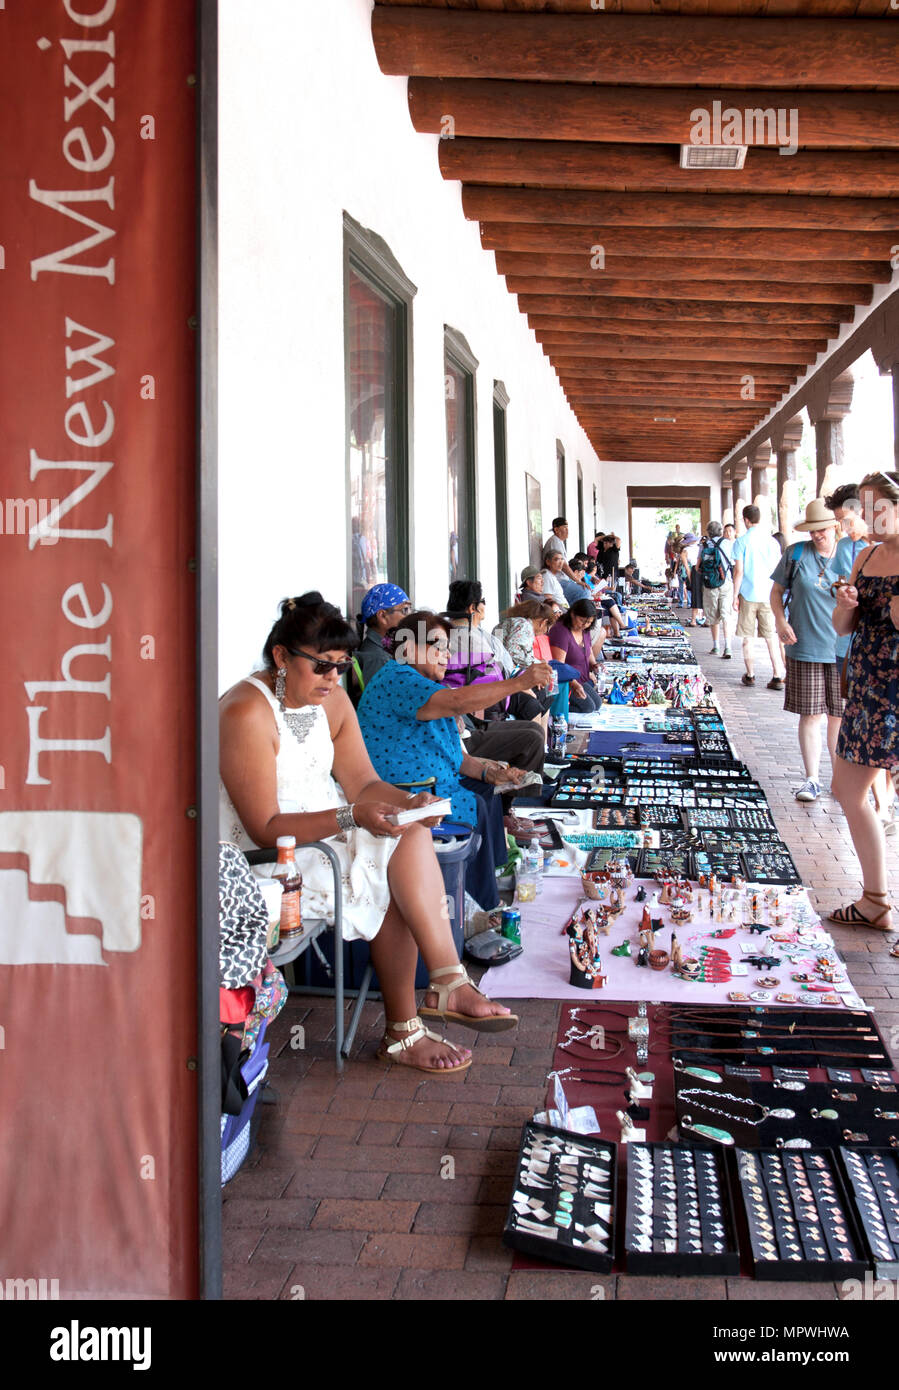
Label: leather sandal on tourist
xmin=827 ymin=890 xmax=893 ymax=932
xmin=419 ymin=964 xmax=519 ymax=1033
xmin=376 ymin=1016 xmax=472 ymax=1076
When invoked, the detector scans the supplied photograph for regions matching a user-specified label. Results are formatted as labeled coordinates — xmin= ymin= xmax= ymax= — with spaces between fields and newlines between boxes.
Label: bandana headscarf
xmin=361 ymin=583 xmax=409 ymax=623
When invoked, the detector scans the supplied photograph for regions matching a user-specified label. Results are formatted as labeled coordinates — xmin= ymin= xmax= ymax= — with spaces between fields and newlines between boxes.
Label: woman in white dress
xmin=219 ymin=594 xmax=515 ymax=1076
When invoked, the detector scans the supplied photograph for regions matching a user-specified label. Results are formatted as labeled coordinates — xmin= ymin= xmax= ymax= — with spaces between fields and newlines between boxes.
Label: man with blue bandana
xmin=357 ymin=583 xmax=412 ymax=687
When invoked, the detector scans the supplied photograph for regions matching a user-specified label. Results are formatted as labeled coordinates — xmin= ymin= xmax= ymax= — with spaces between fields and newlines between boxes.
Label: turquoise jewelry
xmin=680 ymin=1116 xmax=735 ymax=1145
xmin=673 ymin=1061 xmax=721 ymax=1084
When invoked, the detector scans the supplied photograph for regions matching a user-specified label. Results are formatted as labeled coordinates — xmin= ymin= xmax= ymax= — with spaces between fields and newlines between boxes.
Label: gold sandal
xmin=376 ymin=1016 xmax=471 ymax=1076
xmin=827 ymin=890 xmax=893 ymax=932
xmin=419 ymin=965 xmax=519 ymax=1033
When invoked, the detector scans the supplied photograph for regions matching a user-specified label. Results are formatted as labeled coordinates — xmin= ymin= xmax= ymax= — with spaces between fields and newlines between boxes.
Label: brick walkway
xmin=223 ymin=627 xmax=899 ymax=1301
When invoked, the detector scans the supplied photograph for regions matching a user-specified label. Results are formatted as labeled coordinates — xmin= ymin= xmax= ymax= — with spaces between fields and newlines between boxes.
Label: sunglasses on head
xmin=289 ymin=648 xmax=354 ymax=676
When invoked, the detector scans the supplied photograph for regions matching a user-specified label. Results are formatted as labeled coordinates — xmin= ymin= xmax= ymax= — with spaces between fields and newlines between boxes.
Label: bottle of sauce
xmin=272 ymin=835 xmax=303 ymax=941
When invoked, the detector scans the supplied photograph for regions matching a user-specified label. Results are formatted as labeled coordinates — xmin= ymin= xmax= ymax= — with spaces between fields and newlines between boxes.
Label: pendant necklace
xmin=274 ymin=668 xmax=317 ymax=745
xmin=678 ymin=1087 xmax=796 ymax=1124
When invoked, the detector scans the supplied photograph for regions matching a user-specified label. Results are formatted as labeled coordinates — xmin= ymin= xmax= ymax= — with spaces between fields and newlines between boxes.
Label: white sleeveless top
xmin=218 ymin=676 xmax=397 ymax=942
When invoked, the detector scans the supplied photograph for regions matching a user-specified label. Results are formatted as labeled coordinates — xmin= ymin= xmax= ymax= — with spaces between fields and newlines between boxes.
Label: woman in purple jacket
xmin=548 ymin=599 xmax=603 ymax=712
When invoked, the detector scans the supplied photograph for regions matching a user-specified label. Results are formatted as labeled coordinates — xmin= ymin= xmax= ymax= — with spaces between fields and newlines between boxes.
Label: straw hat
xmin=794 ymin=497 xmax=838 ymax=532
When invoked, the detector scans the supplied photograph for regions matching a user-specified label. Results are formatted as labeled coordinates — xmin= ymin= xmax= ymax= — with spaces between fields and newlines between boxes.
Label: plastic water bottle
xmin=524 ymin=835 xmax=544 ymax=894
xmin=552 ymin=714 xmax=568 ymax=757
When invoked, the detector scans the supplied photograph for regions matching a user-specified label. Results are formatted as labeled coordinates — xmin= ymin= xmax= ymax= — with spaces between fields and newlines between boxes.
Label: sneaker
xmin=722 ymin=648 xmax=732 ymax=660
xmin=767 ymin=677 xmax=785 ymax=690
xmin=796 ymin=779 xmax=821 ymax=803
xmin=710 ymin=644 xmax=720 ymax=655
xmin=741 ymin=674 xmax=755 ymax=686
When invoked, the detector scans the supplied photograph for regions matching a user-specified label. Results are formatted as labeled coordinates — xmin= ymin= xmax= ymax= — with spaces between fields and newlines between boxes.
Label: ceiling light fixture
xmin=679 ymin=145 xmax=747 ymax=170
xmin=653 ymin=416 xmax=677 ymax=423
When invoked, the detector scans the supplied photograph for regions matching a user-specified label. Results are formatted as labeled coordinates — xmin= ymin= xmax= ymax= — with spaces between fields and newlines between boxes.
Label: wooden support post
xmin=773 ymin=416 xmax=804 ymax=545
xmin=808 ymin=371 xmax=854 ymax=498
xmin=731 ymin=461 xmax=750 ymax=534
xmin=750 ymin=443 xmax=773 ymax=529
xmin=721 ymin=466 xmax=734 ymax=527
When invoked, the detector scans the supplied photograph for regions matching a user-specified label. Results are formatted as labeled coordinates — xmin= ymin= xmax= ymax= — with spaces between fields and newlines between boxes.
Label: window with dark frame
xmin=344 ymin=214 xmax=415 ymax=619
xmin=493 ymin=380 xmax=511 ymax=613
xmin=556 ymin=440 xmax=566 ymax=520
xmin=445 ymin=327 xmax=478 ymax=584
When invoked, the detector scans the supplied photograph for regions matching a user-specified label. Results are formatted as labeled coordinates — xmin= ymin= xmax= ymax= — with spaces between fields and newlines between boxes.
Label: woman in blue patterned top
xmin=358 ymin=610 xmax=551 ymax=907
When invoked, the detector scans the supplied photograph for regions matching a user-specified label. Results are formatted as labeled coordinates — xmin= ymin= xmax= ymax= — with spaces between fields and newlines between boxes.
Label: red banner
xmin=0 ymin=1 xmax=199 ymax=1297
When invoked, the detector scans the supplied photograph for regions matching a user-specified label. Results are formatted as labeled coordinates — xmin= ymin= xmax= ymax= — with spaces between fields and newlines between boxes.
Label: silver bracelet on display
xmin=335 ymin=804 xmax=357 ymax=833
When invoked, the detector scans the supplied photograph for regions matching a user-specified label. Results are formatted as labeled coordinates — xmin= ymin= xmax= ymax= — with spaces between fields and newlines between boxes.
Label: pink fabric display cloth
xmin=480 ymin=876 xmax=866 ymax=1011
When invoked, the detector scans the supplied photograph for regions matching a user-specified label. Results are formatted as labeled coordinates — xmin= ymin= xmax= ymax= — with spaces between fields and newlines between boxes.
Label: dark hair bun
xmin=263 ymin=592 xmax=357 ymax=668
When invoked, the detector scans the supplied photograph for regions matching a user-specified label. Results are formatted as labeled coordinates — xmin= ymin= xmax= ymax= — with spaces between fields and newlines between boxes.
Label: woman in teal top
xmin=360 ymin=641 xmax=477 ymax=825
xmin=769 ymin=499 xmax=851 ymax=804
xmin=358 ymin=610 xmax=552 ymax=906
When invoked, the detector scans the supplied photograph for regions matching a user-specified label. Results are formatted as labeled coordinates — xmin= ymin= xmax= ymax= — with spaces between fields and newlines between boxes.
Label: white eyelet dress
xmin=218 ymin=676 xmax=398 ymax=942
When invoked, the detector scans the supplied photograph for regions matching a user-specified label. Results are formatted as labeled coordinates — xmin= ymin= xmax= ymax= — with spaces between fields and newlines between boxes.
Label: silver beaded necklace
xmin=274 ymin=667 xmax=317 ymax=745
xmin=678 ymin=1088 xmax=796 ymax=1125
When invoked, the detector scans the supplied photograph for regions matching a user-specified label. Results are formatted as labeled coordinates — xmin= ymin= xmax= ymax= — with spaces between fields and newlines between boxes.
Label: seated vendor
xmin=357 ymin=609 xmax=552 ymax=908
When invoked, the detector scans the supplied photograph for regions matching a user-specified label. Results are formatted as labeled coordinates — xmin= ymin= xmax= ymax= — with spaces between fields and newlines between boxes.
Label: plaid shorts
xmin=784 ymin=658 xmax=844 ymax=718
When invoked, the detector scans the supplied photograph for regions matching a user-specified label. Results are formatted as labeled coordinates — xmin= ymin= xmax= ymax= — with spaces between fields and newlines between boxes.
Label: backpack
xmin=700 ymin=538 xmax=731 ymax=590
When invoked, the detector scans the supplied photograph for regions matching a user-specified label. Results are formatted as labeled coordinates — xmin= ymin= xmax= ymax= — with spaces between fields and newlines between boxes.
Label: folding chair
xmin=244 ymin=841 xmax=351 ymax=1072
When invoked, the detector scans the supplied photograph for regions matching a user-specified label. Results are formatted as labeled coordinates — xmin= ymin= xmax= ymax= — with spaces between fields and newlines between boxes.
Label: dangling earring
xmin=275 ymin=667 xmax=287 ymax=703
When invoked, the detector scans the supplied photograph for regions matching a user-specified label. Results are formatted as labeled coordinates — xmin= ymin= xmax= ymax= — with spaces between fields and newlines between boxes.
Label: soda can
xmin=500 ymin=908 xmax=522 ymax=944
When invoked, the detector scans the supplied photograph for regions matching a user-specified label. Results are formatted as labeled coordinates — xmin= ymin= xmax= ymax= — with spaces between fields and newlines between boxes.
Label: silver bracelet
xmin=335 ymin=803 xmax=357 ymax=833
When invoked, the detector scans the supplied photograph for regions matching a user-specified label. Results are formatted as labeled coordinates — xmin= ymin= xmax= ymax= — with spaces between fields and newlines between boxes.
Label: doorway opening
xmin=626 ymin=485 xmax=710 ymax=580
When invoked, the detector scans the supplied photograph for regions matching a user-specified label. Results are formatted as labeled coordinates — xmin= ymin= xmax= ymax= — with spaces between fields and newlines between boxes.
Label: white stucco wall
xmin=217 ymin=0 xmax=604 ymax=690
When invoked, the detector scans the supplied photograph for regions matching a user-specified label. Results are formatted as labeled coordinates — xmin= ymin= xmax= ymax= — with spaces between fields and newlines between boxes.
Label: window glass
xmin=348 ymin=267 xmax=395 ymax=614
xmin=446 ymin=357 xmax=472 ymax=582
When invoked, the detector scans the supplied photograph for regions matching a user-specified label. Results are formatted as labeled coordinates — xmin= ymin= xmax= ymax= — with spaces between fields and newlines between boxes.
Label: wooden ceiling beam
xmin=530 ymin=315 xmax=840 ymax=338
xmin=508 ymin=275 xmax=869 ymax=304
xmin=541 ymin=338 xmax=825 ymax=361
xmin=519 ymin=296 xmax=850 ymax=322
xmin=520 ymin=295 xmax=853 ymax=323
xmin=463 ymin=187 xmax=899 ymax=231
xmin=538 ymin=333 xmax=828 ymax=353
xmin=482 ymin=223 xmax=896 ymax=261
xmin=556 ymin=353 xmax=808 ymax=370
xmin=441 ymin=141 xmax=899 ymax=199
xmin=557 ymin=364 xmax=792 ymax=377
xmin=497 ymin=252 xmax=888 ymax=285
xmin=571 ymin=397 xmax=778 ymax=408
xmin=374 ymin=12 xmax=899 ymax=87
xmin=409 ymin=80 xmax=899 ymax=149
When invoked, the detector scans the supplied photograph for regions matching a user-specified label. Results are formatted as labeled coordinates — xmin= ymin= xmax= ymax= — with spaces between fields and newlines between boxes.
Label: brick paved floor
xmin=223 ymin=624 xmax=899 ymax=1301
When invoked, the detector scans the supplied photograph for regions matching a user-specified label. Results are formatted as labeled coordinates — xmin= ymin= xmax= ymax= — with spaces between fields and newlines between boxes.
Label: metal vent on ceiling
xmin=679 ymin=145 xmax=748 ymax=170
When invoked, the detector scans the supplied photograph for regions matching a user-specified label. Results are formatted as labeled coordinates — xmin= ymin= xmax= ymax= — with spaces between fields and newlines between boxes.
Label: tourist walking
xmin=731 ymin=505 xmax=787 ymax=688
xmin=698 ymin=522 xmax=734 ymax=656
xmin=768 ymin=499 xmax=851 ymax=803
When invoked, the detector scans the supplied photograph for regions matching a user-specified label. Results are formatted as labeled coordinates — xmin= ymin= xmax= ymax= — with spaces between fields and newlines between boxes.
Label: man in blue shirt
xmin=769 ymin=499 xmax=851 ymax=802
xmin=731 ymin=505 xmax=787 ymax=689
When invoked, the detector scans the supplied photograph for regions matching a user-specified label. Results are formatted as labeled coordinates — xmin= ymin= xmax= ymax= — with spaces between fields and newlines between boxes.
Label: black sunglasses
xmin=289 ymin=648 xmax=354 ymax=676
